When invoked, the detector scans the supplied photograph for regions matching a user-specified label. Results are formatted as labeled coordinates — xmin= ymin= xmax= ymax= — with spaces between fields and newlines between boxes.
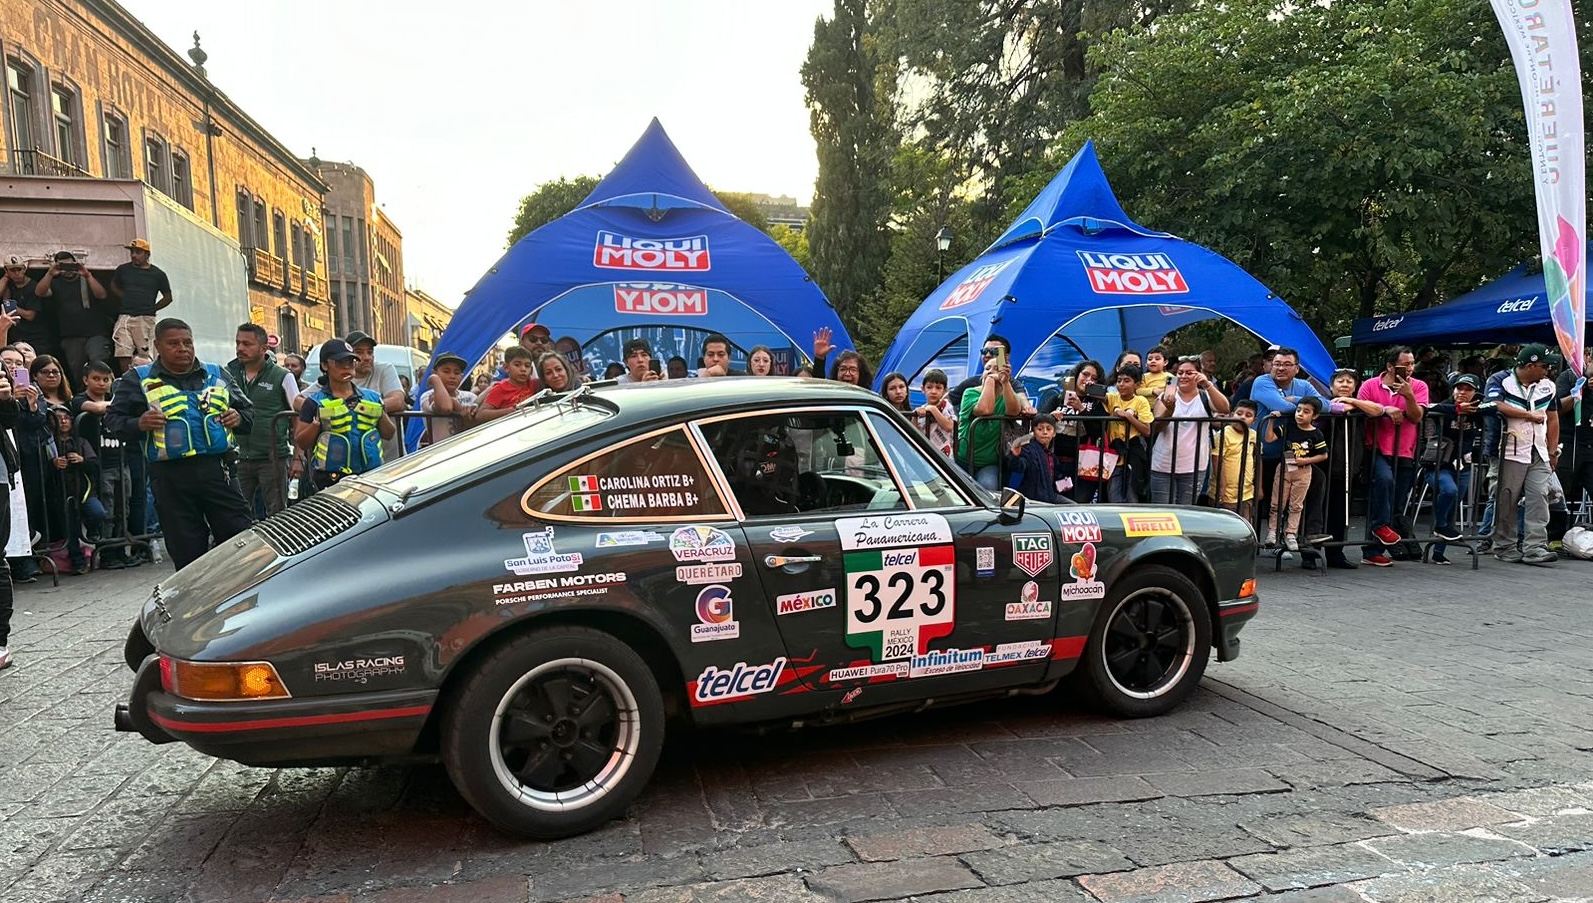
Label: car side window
xmin=698 ymin=411 xmax=906 ymax=518
xmin=523 ymin=426 xmax=727 ymax=520
xmin=866 ymin=413 xmax=970 ymax=509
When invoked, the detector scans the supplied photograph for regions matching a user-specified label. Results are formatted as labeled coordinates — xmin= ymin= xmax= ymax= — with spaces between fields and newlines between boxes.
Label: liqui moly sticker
xmin=1057 ymin=509 xmax=1103 ymax=544
xmin=593 ymin=232 xmax=711 ymax=271
xmin=1077 ymin=251 xmax=1189 ymax=295
xmin=613 ymin=284 xmax=708 ymax=316
xmin=504 ymin=527 xmax=583 ymax=575
xmin=691 ymin=585 xmax=740 ymax=643
xmin=1012 ymin=533 xmax=1054 ymax=577
xmin=939 ymin=259 xmax=1014 ymax=310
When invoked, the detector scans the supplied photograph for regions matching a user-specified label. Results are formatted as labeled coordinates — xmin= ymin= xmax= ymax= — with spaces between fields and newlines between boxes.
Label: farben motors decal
xmin=691 ymin=585 xmax=740 ymax=643
xmin=613 ymin=284 xmax=709 ymax=316
xmin=670 ymin=525 xmax=737 ymax=562
xmin=493 ymin=572 xmax=627 ymax=606
xmin=1012 ymin=533 xmax=1054 ymax=577
xmin=593 ymin=232 xmax=711 ymax=271
xmin=1057 ymin=509 xmax=1103 ymax=544
xmin=313 ymin=656 xmax=405 ymax=684
xmin=692 ymin=657 xmax=787 ymax=705
xmin=504 ymin=526 xmax=583 ymax=575
xmin=1077 ymin=251 xmax=1189 ymax=295
xmin=938 ymin=259 xmax=1015 ymax=310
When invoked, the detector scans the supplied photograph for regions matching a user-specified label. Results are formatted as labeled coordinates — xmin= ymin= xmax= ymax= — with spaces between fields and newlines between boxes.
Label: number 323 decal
xmin=843 ymin=545 xmax=956 ymax=661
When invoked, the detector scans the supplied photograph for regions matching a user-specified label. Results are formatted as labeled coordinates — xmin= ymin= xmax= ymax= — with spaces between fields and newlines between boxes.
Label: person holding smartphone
xmin=34 ymin=251 xmax=112 ymax=381
xmin=957 ymin=334 xmax=1035 ymax=490
xmin=614 ymin=338 xmax=662 ymax=384
xmin=1355 ymin=346 xmax=1427 ymax=566
xmin=2 ymin=255 xmax=55 ymax=359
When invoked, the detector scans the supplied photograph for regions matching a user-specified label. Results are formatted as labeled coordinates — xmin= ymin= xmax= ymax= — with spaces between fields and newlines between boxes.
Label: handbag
xmin=1417 ymin=432 xmax=1454 ymax=465
xmin=1077 ymin=444 xmax=1119 ymax=481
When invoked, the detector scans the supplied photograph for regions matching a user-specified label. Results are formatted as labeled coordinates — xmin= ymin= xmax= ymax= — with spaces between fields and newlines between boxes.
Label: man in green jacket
xmin=227 ymin=323 xmax=300 ymax=517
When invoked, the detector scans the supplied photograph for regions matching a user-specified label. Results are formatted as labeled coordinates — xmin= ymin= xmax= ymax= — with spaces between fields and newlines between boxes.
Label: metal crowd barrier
xmin=267 ymin=409 xmax=466 ymax=505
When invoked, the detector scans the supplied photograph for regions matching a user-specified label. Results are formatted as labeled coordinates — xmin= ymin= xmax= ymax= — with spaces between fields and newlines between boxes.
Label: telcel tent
xmin=1349 ymin=242 xmax=1593 ymax=347
xmin=426 ymin=118 xmax=853 ymax=381
xmin=876 ymin=143 xmax=1337 ymax=393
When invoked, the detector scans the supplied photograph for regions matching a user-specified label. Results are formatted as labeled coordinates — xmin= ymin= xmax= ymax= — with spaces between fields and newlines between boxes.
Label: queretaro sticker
xmin=1005 ymin=580 xmax=1053 ymax=621
xmin=976 ymin=546 xmax=995 ymax=577
xmin=691 ymin=585 xmax=740 ymax=643
xmin=1063 ymin=542 xmax=1106 ymax=600
xmin=1057 ymin=509 xmax=1103 ymax=544
xmin=842 ymin=543 xmax=956 ymax=662
xmin=677 ymin=562 xmax=743 ymax=585
xmin=670 ymin=525 xmax=738 ymax=563
xmin=1012 ymin=533 xmax=1054 ymax=577
xmin=504 ymin=526 xmax=583 ymax=575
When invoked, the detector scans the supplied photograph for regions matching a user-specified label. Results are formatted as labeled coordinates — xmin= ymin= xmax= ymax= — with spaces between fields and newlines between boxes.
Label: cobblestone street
xmin=3 ymin=555 xmax=1592 ymax=902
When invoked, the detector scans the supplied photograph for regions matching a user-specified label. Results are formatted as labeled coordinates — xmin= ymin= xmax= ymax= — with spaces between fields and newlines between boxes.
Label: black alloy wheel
xmin=1080 ymin=564 xmax=1211 ymax=717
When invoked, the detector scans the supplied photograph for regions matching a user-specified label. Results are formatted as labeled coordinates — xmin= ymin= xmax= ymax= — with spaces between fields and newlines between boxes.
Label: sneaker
xmin=1431 ymin=552 xmax=1452 ymax=565
xmin=0 ymin=646 xmax=10 ymax=669
xmin=1372 ymin=524 xmax=1403 ymax=546
xmin=1364 ymin=554 xmax=1394 ymax=567
xmin=1433 ymin=526 xmax=1463 ymax=542
xmin=72 ymin=565 xmax=90 ymax=576
xmin=13 ymin=572 xmax=36 ymax=585
xmin=1495 ymin=548 xmax=1524 ymax=564
xmin=1327 ymin=557 xmax=1359 ymax=570
xmin=1523 ymin=549 xmax=1558 ymax=565
xmin=1284 ymin=534 xmax=1299 ymax=552
xmin=1475 ymin=539 xmax=1493 ymax=554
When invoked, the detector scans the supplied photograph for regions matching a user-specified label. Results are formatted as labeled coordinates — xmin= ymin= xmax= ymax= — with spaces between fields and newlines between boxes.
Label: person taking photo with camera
xmin=34 ymin=251 xmax=112 ymax=381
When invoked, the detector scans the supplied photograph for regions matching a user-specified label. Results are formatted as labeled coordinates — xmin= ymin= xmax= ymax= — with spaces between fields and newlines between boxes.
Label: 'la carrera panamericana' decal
xmin=836 ymin=514 xmax=956 ymax=662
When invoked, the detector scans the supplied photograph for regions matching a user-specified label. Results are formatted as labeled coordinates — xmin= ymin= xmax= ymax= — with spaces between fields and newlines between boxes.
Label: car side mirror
xmin=998 ymin=486 xmax=1025 ymax=524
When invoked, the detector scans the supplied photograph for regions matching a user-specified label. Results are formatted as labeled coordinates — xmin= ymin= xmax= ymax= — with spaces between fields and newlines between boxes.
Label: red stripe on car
xmin=150 ymin=704 xmax=432 ymax=733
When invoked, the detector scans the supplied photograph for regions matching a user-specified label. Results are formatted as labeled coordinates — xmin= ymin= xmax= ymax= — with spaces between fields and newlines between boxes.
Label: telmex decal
xmin=504 ymin=526 xmax=583 ymax=575
xmin=693 ymin=657 xmax=786 ymax=704
xmin=671 ymin=525 xmax=737 ymax=563
xmin=593 ymin=231 xmax=711 ymax=271
xmin=677 ymin=562 xmax=743 ymax=585
xmin=836 ymin=512 xmax=953 ymax=550
xmin=1012 ymin=533 xmax=1054 ymax=577
xmin=595 ymin=530 xmax=667 ymax=548
xmin=776 ymin=587 xmax=837 ymax=615
xmin=1120 ymin=512 xmax=1182 ymax=537
xmin=1057 ymin=509 xmax=1104 ymax=544
xmin=985 ymin=641 xmax=1052 ymax=665
xmin=691 ymin=585 xmax=740 ymax=643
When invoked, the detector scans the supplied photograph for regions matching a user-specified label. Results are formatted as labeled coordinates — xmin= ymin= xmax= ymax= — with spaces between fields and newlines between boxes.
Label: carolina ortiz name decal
xmin=593 ymin=232 xmax=711 ymax=271
xmin=1077 ymin=251 xmax=1189 ymax=295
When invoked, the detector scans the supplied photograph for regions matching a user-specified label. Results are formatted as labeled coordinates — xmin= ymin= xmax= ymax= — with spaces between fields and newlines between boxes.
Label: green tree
xmin=505 ymin=176 xmax=600 ymax=247
xmin=1070 ymin=0 xmax=1540 ymax=332
xmin=711 ymin=191 xmax=771 ymax=232
xmin=802 ymin=0 xmax=899 ymax=328
xmin=770 ymin=224 xmax=811 ymax=272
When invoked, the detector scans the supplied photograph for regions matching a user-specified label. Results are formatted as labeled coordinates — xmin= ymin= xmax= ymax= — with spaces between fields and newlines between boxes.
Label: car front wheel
xmin=441 ymin=626 xmax=664 ymax=838
xmin=1079 ymin=564 xmax=1211 ymax=717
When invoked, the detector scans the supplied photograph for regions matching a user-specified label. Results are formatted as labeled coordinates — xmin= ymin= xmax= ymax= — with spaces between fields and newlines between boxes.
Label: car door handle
xmin=764 ymin=555 xmax=822 ymax=568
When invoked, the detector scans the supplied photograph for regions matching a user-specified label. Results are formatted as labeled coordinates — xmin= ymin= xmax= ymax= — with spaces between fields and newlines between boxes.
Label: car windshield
xmin=366 ymin=401 xmax=611 ymax=496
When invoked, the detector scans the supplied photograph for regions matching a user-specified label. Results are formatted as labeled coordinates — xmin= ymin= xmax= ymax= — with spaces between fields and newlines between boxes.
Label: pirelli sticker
xmin=1120 ymin=512 xmax=1182 ymax=537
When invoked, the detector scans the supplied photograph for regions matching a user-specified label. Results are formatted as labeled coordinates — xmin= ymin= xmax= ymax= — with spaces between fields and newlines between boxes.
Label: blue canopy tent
xmin=1348 ymin=243 xmax=1593 ymax=346
xmin=876 ymin=143 xmax=1337 ymax=399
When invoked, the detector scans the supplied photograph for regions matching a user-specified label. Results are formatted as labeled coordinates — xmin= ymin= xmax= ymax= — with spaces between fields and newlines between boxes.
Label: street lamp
xmin=935 ymin=226 xmax=953 ymax=283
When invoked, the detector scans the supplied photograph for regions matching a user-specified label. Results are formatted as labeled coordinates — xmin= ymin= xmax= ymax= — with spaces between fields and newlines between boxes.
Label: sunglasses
xmin=979 ymin=348 xmax=1000 ymax=357
xmin=1178 ymin=355 xmax=1202 ymax=363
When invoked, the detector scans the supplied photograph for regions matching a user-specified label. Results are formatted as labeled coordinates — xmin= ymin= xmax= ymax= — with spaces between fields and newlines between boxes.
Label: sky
xmin=120 ymin=0 xmax=834 ymax=309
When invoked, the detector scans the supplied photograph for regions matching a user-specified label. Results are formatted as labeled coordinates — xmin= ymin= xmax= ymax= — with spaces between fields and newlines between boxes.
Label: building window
xmin=170 ymin=150 xmax=193 ymax=209
xmin=6 ymin=58 xmax=37 ymax=158
xmin=330 ymin=287 xmax=343 ymax=335
xmin=277 ymin=309 xmax=300 ymax=354
xmin=143 ymin=132 xmax=168 ymax=192
xmin=50 ymin=84 xmax=82 ymax=168
xmin=253 ymin=198 xmax=268 ymax=256
xmin=103 ymin=111 xmax=131 ymax=178
xmin=273 ymin=210 xmax=287 ymax=262
xmin=341 ymin=216 xmax=355 ymax=275
xmin=236 ymin=190 xmax=253 ymax=247
xmin=357 ymin=218 xmax=368 ymax=270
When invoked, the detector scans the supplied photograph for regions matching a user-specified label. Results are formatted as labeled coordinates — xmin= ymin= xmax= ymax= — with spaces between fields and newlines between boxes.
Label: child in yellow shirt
xmin=1105 ymin=365 xmax=1153 ymax=501
xmin=1137 ymin=346 xmax=1172 ymax=398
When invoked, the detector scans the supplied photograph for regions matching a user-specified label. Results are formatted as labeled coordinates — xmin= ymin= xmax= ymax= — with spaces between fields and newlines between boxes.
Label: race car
xmin=116 ymin=378 xmax=1258 ymax=838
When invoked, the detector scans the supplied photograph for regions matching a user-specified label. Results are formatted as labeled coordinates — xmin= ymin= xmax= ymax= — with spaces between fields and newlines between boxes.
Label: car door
xmin=704 ymin=406 xmax=1056 ymax=705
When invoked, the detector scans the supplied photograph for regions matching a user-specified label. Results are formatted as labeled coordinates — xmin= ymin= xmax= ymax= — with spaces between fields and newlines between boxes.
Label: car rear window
xmin=523 ymin=426 xmax=728 ymax=521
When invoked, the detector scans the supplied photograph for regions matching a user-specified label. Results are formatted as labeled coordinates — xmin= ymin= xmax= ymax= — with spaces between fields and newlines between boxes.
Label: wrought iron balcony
xmin=9 ymin=148 xmax=90 ymax=178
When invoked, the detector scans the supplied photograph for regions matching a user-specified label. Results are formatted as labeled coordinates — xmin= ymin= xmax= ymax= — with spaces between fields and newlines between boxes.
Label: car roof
xmin=583 ymin=376 xmax=888 ymax=420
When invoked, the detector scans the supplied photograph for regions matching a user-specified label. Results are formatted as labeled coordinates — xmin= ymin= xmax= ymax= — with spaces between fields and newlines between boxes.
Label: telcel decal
xmin=1063 ymin=543 xmax=1106 ymax=600
xmin=1120 ymin=512 xmax=1182 ymax=537
xmin=691 ymin=585 xmax=740 ymax=643
xmin=671 ymin=525 xmax=738 ymax=563
xmin=313 ymin=656 xmax=405 ymax=683
xmin=1005 ymin=581 xmax=1053 ymax=621
xmin=693 ymin=657 xmax=786 ymax=704
xmin=505 ymin=527 xmax=583 ymax=575
xmin=986 ymin=641 xmax=1051 ymax=665
xmin=1057 ymin=509 xmax=1103 ymax=544
xmin=777 ymin=587 xmax=837 ymax=615
xmin=1012 ymin=533 xmax=1054 ymax=577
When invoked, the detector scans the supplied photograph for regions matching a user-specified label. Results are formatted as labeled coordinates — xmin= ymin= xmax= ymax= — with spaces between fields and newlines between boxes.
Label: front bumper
xmin=1214 ymin=594 xmax=1258 ymax=662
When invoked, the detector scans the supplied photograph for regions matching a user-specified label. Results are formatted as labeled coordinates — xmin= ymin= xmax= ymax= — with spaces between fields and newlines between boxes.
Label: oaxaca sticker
xmin=1012 ymin=533 xmax=1054 ymax=577
xmin=1062 ymin=542 xmax=1106 ymax=600
xmin=776 ymin=587 xmax=837 ymax=615
xmin=1057 ymin=509 xmax=1103 ymax=544
xmin=837 ymin=513 xmax=953 ymax=550
xmin=671 ymin=525 xmax=737 ymax=562
xmin=1121 ymin=512 xmax=1182 ymax=537
xmin=691 ymin=585 xmax=740 ymax=643
xmin=504 ymin=527 xmax=583 ymax=575
xmin=1005 ymin=581 xmax=1052 ymax=621
xmin=843 ymin=544 xmax=956 ymax=662
xmin=677 ymin=562 xmax=742 ymax=585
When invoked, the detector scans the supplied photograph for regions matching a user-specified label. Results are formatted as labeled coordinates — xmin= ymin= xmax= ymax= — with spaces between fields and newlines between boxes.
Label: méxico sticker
xmin=1012 ymin=533 xmax=1054 ymax=577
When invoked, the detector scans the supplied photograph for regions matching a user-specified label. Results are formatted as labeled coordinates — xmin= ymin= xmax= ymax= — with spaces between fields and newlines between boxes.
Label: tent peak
xmin=578 ymin=120 xmax=729 ymax=215
xmin=987 ymin=142 xmax=1152 ymax=252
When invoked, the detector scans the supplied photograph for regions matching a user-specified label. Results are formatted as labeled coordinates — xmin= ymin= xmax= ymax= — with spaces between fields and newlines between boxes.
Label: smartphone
xmin=648 ymin=359 xmax=661 ymax=375
xmin=1063 ymin=376 xmax=1077 ymax=393
xmin=1084 ymin=382 xmax=1109 ymax=399
xmin=11 ymin=367 xmax=28 ymax=388
xmin=994 ymin=347 xmax=1008 ymax=371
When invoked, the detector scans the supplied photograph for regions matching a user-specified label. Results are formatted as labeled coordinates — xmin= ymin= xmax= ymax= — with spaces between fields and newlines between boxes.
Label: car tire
xmin=441 ymin=625 xmax=664 ymax=838
xmin=1079 ymin=564 xmax=1211 ymax=718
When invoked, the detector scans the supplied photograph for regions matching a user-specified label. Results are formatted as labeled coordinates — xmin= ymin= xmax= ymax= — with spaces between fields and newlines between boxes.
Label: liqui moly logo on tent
xmin=613 ymin=284 xmax=709 ymax=316
xmin=593 ymin=232 xmax=711 ymax=271
xmin=939 ymin=260 xmax=1015 ymax=310
xmin=1077 ymin=251 xmax=1189 ymax=295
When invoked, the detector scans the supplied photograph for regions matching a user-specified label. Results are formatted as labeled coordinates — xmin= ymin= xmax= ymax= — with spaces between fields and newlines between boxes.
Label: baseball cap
xmin=1515 ymin=343 xmax=1551 ymax=367
xmin=520 ymin=323 xmax=551 ymax=339
xmin=1449 ymin=372 xmax=1481 ymax=390
xmin=3 ymin=254 xmax=25 ymax=269
xmin=320 ymin=340 xmax=358 ymax=364
xmin=433 ymin=351 xmax=469 ymax=370
xmin=344 ymin=330 xmax=377 ymax=348
xmin=125 ymin=238 xmax=151 ymax=252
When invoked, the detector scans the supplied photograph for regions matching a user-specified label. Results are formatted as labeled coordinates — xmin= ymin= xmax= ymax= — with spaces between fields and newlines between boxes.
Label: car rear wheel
xmin=441 ymin=626 xmax=664 ymax=838
xmin=1079 ymin=564 xmax=1211 ymax=717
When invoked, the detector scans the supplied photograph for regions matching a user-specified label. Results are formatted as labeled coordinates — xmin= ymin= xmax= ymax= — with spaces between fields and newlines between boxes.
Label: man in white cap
xmin=110 ymin=238 xmax=172 ymax=373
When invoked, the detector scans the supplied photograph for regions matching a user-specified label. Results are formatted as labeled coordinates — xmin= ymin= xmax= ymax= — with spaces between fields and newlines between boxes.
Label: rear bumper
xmin=118 ymin=652 xmax=436 ymax=767
xmin=1214 ymin=594 xmax=1258 ymax=662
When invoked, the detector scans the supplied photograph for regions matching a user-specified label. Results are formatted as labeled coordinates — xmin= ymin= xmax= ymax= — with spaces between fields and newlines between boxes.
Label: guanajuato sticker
xmin=1012 ymin=533 xmax=1054 ymax=577
xmin=504 ymin=527 xmax=583 ymax=576
xmin=836 ymin=513 xmax=956 ymax=663
xmin=691 ymin=585 xmax=740 ymax=642
xmin=1120 ymin=511 xmax=1182 ymax=537
xmin=1057 ymin=508 xmax=1103 ymax=543
xmin=1063 ymin=542 xmax=1106 ymax=600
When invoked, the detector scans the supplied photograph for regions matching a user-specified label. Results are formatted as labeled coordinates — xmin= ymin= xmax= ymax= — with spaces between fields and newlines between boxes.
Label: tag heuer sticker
xmin=1012 ymin=533 xmax=1053 ymax=577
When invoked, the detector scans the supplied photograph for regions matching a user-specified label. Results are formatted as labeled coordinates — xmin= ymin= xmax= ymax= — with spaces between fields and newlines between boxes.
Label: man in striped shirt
xmin=1486 ymin=343 xmax=1560 ymax=565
